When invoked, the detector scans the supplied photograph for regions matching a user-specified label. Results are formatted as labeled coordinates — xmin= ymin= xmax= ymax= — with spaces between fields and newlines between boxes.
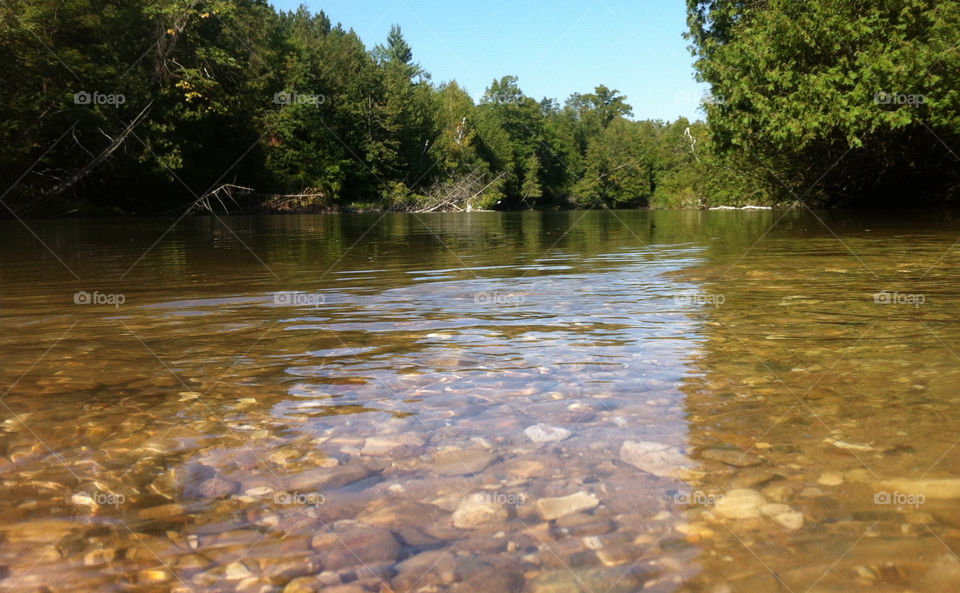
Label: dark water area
xmin=1 ymin=209 xmax=960 ymax=592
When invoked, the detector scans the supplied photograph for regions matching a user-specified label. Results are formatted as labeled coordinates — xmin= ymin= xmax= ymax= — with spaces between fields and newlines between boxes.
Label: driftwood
xmin=186 ymin=187 xmax=332 ymax=214
xmin=187 ymin=168 xmax=504 ymax=215
xmin=404 ymin=170 xmax=507 ymax=213
xmin=188 ymin=183 xmax=254 ymax=214
xmin=40 ymin=101 xmax=153 ymax=200
xmin=258 ymin=192 xmax=329 ymax=212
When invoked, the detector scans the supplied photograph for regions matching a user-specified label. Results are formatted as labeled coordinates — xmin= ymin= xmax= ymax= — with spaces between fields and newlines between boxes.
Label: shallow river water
xmin=2 ymin=209 xmax=960 ymax=593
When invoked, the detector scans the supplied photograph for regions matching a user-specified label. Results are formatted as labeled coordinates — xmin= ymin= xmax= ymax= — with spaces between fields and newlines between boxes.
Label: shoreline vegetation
xmin=184 ymin=183 xmax=779 ymax=216
xmin=185 ymin=187 xmax=782 ymax=216
xmin=2 ymin=1 xmax=957 ymax=217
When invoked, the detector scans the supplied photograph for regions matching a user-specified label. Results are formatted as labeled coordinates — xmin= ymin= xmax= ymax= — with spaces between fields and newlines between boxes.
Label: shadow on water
xmin=675 ymin=209 xmax=960 ymax=591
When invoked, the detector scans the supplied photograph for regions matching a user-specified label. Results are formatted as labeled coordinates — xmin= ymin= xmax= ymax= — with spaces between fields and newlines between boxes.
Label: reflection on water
xmin=1 ymin=210 xmax=959 ymax=592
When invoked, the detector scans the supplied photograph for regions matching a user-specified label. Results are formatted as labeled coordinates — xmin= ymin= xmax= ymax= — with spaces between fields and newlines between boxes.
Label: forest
xmin=1 ymin=0 xmax=957 ymax=215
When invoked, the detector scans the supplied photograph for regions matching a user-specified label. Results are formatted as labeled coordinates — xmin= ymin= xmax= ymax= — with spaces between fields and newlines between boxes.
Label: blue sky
xmin=269 ymin=0 xmax=710 ymax=122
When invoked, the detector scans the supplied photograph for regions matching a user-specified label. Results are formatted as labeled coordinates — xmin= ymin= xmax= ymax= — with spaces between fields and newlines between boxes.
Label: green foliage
xmin=1 ymin=1 xmax=760 ymax=215
xmin=520 ymin=153 xmax=542 ymax=206
xmin=686 ymin=0 xmax=960 ymax=205
xmin=574 ymin=119 xmax=652 ymax=207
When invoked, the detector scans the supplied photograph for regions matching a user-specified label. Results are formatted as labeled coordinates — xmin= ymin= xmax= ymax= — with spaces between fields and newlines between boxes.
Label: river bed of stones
xmin=3 ymin=377 xmax=960 ymax=593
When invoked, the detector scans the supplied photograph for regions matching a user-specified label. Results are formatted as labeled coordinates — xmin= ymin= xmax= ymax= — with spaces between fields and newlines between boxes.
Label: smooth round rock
xmin=452 ymin=492 xmax=510 ymax=529
xmin=714 ymin=489 xmax=766 ymax=519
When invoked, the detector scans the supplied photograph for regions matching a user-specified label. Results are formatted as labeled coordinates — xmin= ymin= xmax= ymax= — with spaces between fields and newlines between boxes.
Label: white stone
xmin=760 ymin=502 xmax=804 ymax=530
xmin=535 ymin=492 xmax=599 ymax=520
xmin=361 ymin=433 xmax=426 ymax=456
xmin=714 ymin=489 xmax=766 ymax=519
xmin=675 ymin=522 xmax=715 ymax=538
xmin=225 ymin=561 xmax=254 ymax=580
xmin=452 ymin=492 xmax=509 ymax=529
xmin=619 ymin=441 xmax=688 ymax=477
xmin=817 ymin=472 xmax=844 ymax=486
xmin=524 ymin=424 xmax=571 ymax=443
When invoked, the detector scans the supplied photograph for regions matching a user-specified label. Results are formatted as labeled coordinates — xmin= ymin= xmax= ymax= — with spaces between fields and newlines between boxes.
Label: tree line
xmin=685 ymin=0 xmax=960 ymax=207
xmin=2 ymin=1 xmax=955 ymax=215
xmin=2 ymin=0 xmax=742 ymax=216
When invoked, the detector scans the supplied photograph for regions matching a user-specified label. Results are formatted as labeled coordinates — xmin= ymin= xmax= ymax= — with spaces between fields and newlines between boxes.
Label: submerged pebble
xmin=524 ymin=424 xmax=571 ymax=443
xmin=433 ymin=447 xmax=497 ymax=475
xmin=759 ymin=503 xmax=804 ymax=531
xmin=817 ymin=472 xmax=844 ymax=486
xmin=619 ymin=441 xmax=688 ymax=477
xmin=452 ymin=492 xmax=511 ymax=529
xmin=535 ymin=491 xmax=600 ymax=520
xmin=701 ymin=447 xmax=764 ymax=467
xmin=714 ymin=489 xmax=766 ymax=520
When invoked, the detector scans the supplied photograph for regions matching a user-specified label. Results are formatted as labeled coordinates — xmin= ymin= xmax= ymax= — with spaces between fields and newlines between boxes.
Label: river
xmin=2 ymin=209 xmax=959 ymax=592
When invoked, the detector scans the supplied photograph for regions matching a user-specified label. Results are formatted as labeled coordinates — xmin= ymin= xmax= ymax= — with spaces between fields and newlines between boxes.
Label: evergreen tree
xmin=685 ymin=0 xmax=960 ymax=205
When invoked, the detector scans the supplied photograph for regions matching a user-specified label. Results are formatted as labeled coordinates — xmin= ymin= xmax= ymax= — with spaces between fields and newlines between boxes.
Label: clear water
xmin=2 ymin=210 xmax=959 ymax=593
